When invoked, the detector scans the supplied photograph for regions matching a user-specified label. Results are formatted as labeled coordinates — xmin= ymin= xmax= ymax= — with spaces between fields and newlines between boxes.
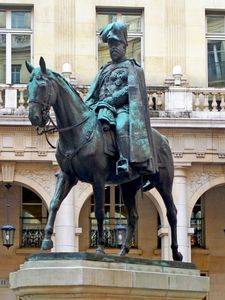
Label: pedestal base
xmin=10 ymin=252 xmax=209 ymax=300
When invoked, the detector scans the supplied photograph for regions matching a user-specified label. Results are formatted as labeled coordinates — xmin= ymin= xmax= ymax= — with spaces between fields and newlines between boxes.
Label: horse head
xmin=26 ymin=57 xmax=58 ymax=127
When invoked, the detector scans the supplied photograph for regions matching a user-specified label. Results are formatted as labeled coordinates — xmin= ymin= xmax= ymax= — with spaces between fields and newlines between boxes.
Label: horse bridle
xmin=30 ymin=75 xmax=89 ymax=149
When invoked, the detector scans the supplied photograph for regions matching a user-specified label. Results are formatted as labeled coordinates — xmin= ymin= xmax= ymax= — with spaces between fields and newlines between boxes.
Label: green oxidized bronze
xmin=26 ymin=21 xmax=183 ymax=261
xmin=85 ymin=21 xmax=157 ymax=176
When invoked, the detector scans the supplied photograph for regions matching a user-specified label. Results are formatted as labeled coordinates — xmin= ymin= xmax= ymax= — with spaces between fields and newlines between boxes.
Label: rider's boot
xmin=116 ymin=136 xmax=130 ymax=176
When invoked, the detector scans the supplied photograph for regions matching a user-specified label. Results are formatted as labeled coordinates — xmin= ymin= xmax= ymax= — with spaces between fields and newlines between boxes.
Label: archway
xmin=0 ymin=181 xmax=48 ymax=300
xmin=190 ymin=183 xmax=225 ymax=300
xmin=77 ymin=185 xmax=168 ymax=259
xmin=188 ymin=177 xmax=225 ymax=220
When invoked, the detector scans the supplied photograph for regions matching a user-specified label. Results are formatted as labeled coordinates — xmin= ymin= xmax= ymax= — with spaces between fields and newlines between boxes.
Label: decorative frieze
xmin=187 ymin=167 xmax=223 ymax=199
xmin=173 ymin=152 xmax=183 ymax=158
xmin=16 ymin=167 xmax=55 ymax=195
xmin=15 ymin=151 xmax=24 ymax=157
xmin=195 ymin=152 xmax=205 ymax=159
xmin=218 ymin=153 xmax=225 ymax=159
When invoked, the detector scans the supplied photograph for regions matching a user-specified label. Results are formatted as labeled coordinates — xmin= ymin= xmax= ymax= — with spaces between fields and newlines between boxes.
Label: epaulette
xmin=129 ymin=58 xmax=141 ymax=67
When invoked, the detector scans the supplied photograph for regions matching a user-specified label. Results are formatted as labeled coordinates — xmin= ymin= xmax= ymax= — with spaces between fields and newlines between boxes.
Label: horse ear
xmin=39 ymin=56 xmax=47 ymax=74
xmin=25 ymin=60 xmax=34 ymax=73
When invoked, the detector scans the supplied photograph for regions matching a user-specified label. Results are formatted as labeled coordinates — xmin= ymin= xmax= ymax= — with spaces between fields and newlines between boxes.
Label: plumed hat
xmin=100 ymin=21 xmax=128 ymax=46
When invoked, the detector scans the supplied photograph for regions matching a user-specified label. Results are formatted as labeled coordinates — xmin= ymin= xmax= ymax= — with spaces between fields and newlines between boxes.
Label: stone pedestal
xmin=10 ymin=253 xmax=209 ymax=300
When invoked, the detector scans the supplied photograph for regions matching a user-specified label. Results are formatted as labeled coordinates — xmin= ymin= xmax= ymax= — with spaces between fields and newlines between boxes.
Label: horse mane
xmin=48 ymin=70 xmax=85 ymax=105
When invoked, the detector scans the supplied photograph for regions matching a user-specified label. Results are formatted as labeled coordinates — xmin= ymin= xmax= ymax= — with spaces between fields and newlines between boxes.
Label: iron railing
xmin=90 ymin=217 xmax=137 ymax=248
xmin=21 ymin=217 xmax=47 ymax=248
xmin=190 ymin=217 xmax=205 ymax=248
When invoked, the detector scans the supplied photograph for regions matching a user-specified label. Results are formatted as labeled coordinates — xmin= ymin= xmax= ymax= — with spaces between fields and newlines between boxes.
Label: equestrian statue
xmin=26 ymin=21 xmax=183 ymax=261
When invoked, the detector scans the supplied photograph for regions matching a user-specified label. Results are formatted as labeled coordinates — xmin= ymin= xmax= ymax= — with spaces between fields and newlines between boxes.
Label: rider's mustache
xmin=110 ymin=48 xmax=123 ymax=55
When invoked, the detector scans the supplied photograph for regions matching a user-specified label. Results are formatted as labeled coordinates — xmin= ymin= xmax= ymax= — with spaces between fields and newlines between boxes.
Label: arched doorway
xmin=190 ymin=184 xmax=225 ymax=300
xmin=78 ymin=186 xmax=162 ymax=259
xmin=0 ymin=183 xmax=47 ymax=300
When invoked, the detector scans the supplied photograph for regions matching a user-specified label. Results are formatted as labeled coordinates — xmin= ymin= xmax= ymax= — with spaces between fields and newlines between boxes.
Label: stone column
xmin=55 ymin=188 xmax=75 ymax=252
xmin=158 ymin=226 xmax=171 ymax=261
xmin=172 ymin=167 xmax=189 ymax=262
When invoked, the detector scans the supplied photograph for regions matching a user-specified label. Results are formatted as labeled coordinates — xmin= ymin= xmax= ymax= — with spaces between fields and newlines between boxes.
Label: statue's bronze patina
xmin=26 ymin=21 xmax=183 ymax=261
xmin=85 ymin=21 xmax=157 ymax=177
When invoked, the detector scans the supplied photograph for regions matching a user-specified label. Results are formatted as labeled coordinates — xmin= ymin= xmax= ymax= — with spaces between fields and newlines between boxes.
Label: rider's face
xmin=108 ymin=40 xmax=126 ymax=63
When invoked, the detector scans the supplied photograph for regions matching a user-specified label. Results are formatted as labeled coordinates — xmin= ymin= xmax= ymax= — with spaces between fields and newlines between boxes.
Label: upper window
xmin=96 ymin=8 xmax=143 ymax=68
xmin=0 ymin=8 xmax=32 ymax=84
xmin=206 ymin=14 xmax=225 ymax=87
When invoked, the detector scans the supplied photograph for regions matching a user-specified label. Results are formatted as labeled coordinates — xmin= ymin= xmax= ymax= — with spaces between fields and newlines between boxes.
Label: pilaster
xmin=173 ymin=166 xmax=189 ymax=262
xmin=165 ymin=0 xmax=186 ymax=75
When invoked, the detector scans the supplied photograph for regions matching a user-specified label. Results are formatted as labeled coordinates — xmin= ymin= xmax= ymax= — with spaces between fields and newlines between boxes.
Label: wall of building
xmin=2 ymin=0 xmax=225 ymax=87
xmin=1 ymin=0 xmax=225 ymax=299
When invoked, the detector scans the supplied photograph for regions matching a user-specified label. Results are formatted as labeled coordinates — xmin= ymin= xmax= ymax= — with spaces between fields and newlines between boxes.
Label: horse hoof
xmin=119 ymin=247 xmax=126 ymax=257
xmin=173 ymin=251 xmax=183 ymax=261
xmin=96 ymin=247 xmax=105 ymax=255
xmin=41 ymin=239 xmax=53 ymax=250
xmin=119 ymin=246 xmax=129 ymax=257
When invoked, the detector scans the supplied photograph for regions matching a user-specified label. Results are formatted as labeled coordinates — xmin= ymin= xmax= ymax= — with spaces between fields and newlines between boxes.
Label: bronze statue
xmin=26 ymin=21 xmax=183 ymax=261
xmin=85 ymin=21 xmax=157 ymax=177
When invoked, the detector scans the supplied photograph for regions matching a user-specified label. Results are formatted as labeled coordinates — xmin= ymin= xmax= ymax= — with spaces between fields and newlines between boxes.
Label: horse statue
xmin=26 ymin=57 xmax=183 ymax=261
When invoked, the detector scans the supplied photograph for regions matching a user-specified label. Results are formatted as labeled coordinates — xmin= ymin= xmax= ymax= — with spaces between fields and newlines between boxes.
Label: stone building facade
xmin=0 ymin=1 xmax=225 ymax=299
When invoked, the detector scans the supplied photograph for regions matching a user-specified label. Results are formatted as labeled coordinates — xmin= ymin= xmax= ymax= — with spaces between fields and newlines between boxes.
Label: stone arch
xmin=74 ymin=182 xmax=92 ymax=222
xmin=188 ymin=176 xmax=225 ymax=221
xmin=74 ymin=184 xmax=168 ymax=230
xmin=13 ymin=173 xmax=51 ymax=208
xmin=145 ymin=188 xmax=168 ymax=227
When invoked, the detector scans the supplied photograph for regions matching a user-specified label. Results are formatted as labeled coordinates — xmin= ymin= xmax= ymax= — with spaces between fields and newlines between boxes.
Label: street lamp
xmin=1 ymin=183 xmax=15 ymax=249
xmin=115 ymin=187 xmax=127 ymax=247
xmin=1 ymin=225 xmax=15 ymax=249
xmin=115 ymin=224 xmax=126 ymax=246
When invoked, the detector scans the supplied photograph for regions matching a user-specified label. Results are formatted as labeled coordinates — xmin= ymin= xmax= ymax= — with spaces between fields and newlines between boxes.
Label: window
xmin=90 ymin=186 xmax=137 ymax=248
xmin=96 ymin=8 xmax=143 ymax=68
xmin=0 ymin=8 xmax=32 ymax=84
xmin=21 ymin=187 xmax=47 ymax=248
xmin=12 ymin=64 xmax=21 ymax=84
xmin=206 ymin=14 xmax=225 ymax=87
xmin=191 ymin=198 xmax=205 ymax=248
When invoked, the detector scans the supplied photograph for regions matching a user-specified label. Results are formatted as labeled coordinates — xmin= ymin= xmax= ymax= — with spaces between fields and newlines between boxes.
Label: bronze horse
xmin=26 ymin=57 xmax=182 ymax=261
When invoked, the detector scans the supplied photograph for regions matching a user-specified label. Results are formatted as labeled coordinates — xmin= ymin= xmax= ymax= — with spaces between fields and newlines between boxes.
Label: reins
xmin=32 ymin=75 xmax=90 ymax=149
xmin=36 ymin=112 xmax=90 ymax=149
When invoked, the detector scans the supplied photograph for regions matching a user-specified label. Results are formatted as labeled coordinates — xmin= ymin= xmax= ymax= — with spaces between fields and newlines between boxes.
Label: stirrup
xmin=116 ymin=157 xmax=129 ymax=175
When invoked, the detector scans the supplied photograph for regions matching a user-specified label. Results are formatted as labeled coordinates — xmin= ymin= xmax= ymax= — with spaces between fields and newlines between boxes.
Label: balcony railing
xmin=90 ymin=217 xmax=137 ymax=248
xmin=0 ymin=84 xmax=28 ymax=115
xmin=21 ymin=217 xmax=47 ymax=248
xmin=191 ymin=88 xmax=225 ymax=112
xmin=190 ymin=217 xmax=205 ymax=248
xmin=1 ymin=83 xmax=225 ymax=118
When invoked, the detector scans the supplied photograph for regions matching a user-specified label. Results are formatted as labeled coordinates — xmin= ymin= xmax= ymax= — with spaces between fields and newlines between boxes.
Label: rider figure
xmin=85 ymin=21 xmax=158 ymax=176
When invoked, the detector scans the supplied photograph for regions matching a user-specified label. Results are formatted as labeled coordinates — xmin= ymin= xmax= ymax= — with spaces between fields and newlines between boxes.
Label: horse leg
xmin=42 ymin=171 xmax=77 ymax=250
xmin=93 ymin=177 xmax=106 ymax=255
xmin=155 ymin=171 xmax=183 ymax=261
xmin=119 ymin=181 xmax=139 ymax=256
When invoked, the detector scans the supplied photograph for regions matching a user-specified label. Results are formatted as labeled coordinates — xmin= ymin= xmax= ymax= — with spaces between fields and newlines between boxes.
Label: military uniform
xmin=85 ymin=22 xmax=158 ymax=175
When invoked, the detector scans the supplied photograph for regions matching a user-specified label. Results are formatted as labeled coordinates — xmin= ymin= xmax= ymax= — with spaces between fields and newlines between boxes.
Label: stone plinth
xmin=10 ymin=253 xmax=209 ymax=300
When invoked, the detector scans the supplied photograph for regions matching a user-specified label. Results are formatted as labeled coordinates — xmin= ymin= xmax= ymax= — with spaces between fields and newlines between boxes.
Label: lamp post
xmin=1 ymin=183 xmax=15 ymax=249
xmin=115 ymin=187 xmax=127 ymax=247
xmin=115 ymin=223 xmax=126 ymax=246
